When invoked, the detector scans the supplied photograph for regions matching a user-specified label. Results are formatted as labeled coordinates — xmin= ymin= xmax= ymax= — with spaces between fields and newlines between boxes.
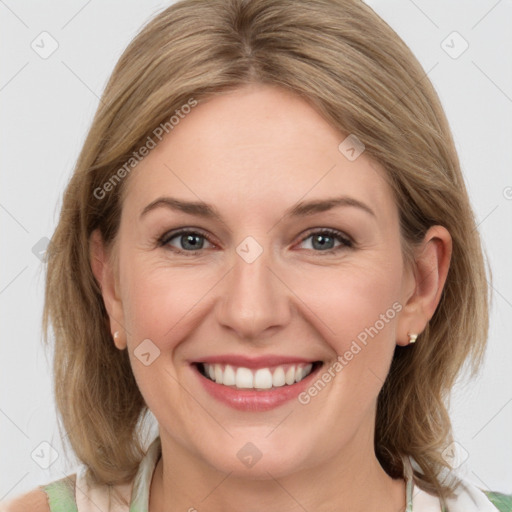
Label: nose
xmin=215 ymin=244 xmax=291 ymax=342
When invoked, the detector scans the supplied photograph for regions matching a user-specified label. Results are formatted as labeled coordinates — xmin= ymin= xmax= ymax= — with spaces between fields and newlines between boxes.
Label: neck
xmin=149 ymin=433 xmax=406 ymax=512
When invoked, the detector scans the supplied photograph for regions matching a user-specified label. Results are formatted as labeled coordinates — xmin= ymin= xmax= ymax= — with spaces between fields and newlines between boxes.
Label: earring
xmin=113 ymin=331 xmax=120 ymax=340
xmin=408 ymin=333 xmax=418 ymax=344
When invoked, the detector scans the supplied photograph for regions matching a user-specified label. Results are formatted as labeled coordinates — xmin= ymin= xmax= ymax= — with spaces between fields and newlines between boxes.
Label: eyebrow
xmin=139 ymin=195 xmax=376 ymax=222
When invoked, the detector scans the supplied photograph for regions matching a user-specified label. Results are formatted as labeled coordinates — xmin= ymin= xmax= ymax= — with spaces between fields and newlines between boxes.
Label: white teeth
xmin=236 ymin=367 xmax=253 ymax=388
xmin=254 ymin=368 xmax=273 ymax=389
xmin=202 ymin=362 xmax=315 ymax=389
xmin=214 ymin=365 xmax=223 ymax=384
xmin=223 ymin=364 xmax=236 ymax=386
xmin=285 ymin=366 xmax=295 ymax=385
xmin=272 ymin=367 xmax=286 ymax=387
xmin=295 ymin=364 xmax=313 ymax=383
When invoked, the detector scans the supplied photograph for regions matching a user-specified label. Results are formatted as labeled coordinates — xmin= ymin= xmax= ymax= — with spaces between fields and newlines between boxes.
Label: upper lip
xmin=191 ymin=355 xmax=319 ymax=369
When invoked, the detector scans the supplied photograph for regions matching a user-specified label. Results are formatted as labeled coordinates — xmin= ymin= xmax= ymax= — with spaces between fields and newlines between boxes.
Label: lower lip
xmin=193 ymin=363 xmax=321 ymax=411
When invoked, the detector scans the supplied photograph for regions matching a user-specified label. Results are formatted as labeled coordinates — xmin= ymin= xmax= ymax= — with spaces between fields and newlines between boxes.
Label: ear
xmin=89 ymin=229 xmax=127 ymax=350
xmin=396 ymin=225 xmax=452 ymax=346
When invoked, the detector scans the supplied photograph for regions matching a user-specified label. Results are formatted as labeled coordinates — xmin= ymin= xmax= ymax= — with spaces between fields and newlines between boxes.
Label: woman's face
xmin=103 ymin=83 xmax=420 ymax=477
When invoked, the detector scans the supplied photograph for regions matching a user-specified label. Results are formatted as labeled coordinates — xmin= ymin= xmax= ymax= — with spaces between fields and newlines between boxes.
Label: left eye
xmin=298 ymin=229 xmax=353 ymax=253
xmin=158 ymin=228 xmax=352 ymax=255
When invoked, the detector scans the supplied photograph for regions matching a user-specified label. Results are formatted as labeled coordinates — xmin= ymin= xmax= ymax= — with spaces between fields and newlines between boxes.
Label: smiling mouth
xmin=195 ymin=361 xmax=322 ymax=391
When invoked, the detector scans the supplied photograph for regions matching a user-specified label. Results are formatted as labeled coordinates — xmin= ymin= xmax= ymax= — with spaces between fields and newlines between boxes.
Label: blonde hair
xmin=43 ymin=0 xmax=490 ymax=504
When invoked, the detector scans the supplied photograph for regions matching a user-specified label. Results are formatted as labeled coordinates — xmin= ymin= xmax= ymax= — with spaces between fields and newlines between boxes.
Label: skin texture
xmin=1 ymin=489 xmax=51 ymax=512
xmin=90 ymin=83 xmax=452 ymax=512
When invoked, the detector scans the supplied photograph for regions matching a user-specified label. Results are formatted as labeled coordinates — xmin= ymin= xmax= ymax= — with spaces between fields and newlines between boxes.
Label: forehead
xmin=122 ymin=84 xmax=396 ymax=225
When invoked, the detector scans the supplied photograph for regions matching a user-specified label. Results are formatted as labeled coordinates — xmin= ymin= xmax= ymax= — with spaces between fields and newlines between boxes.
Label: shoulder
xmin=443 ymin=476 xmax=512 ymax=512
xmin=0 ymin=488 xmax=50 ymax=512
xmin=0 ymin=474 xmax=77 ymax=512
xmin=481 ymin=489 xmax=512 ymax=512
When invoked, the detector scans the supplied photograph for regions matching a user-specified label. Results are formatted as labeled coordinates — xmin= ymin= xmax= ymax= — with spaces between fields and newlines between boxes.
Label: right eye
xmin=158 ymin=229 xmax=215 ymax=255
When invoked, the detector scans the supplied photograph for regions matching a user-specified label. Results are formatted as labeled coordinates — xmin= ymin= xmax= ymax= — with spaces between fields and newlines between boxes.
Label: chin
xmin=193 ymin=433 xmax=319 ymax=480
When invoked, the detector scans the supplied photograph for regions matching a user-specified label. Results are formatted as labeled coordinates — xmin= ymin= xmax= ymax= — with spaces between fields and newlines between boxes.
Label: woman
xmin=2 ymin=0 xmax=510 ymax=511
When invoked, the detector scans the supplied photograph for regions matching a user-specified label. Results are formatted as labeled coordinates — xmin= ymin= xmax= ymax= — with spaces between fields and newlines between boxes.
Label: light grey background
xmin=1 ymin=0 xmax=511 ymax=501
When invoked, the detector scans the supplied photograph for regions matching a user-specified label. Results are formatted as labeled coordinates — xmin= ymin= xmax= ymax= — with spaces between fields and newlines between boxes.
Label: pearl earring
xmin=113 ymin=331 xmax=120 ymax=340
xmin=408 ymin=333 xmax=418 ymax=344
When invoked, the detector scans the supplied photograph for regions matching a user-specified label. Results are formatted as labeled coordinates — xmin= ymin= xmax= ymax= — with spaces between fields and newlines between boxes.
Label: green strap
xmin=39 ymin=476 xmax=78 ymax=512
xmin=482 ymin=490 xmax=512 ymax=512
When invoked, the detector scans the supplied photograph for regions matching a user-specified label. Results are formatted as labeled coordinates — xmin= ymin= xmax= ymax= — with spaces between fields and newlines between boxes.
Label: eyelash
xmin=157 ymin=227 xmax=354 ymax=256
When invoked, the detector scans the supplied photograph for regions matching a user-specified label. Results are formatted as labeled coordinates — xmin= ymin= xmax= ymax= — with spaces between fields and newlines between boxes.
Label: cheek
xmin=298 ymin=255 xmax=403 ymax=386
xmin=304 ymin=258 xmax=402 ymax=337
xmin=120 ymin=252 xmax=218 ymax=349
xmin=292 ymin=262 xmax=403 ymax=423
xmin=338 ymin=273 xmax=399 ymax=344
